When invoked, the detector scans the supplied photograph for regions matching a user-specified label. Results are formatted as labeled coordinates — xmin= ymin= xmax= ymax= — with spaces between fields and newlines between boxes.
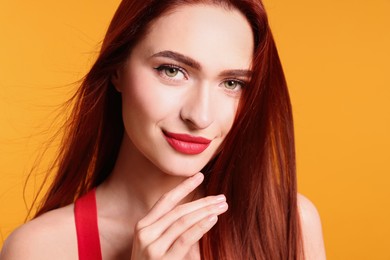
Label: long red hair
xmin=30 ymin=0 xmax=303 ymax=259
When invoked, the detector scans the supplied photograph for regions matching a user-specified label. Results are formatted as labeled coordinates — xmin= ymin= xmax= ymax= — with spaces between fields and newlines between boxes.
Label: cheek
xmin=215 ymin=96 xmax=239 ymax=136
xmin=122 ymin=68 xmax=179 ymax=124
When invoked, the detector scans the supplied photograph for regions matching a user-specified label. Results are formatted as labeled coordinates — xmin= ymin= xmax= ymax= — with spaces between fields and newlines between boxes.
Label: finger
xmin=137 ymin=172 xmax=204 ymax=228
xmin=147 ymin=201 xmax=228 ymax=255
xmin=165 ymin=215 xmax=220 ymax=259
xmin=138 ymin=194 xmax=226 ymax=244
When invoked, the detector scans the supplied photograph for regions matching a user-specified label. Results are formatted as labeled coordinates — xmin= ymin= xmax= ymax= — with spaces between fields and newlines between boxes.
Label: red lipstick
xmin=163 ymin=130 xmax=211 ymax=155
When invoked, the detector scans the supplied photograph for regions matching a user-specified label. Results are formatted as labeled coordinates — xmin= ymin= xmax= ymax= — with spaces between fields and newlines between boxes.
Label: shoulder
xmin=297 ymin=193 xmax=327 ymax=260
xmin=0 ymin=204 xmax=78 ymax=260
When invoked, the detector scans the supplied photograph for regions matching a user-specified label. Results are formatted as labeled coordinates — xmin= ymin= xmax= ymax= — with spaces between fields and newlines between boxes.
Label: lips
xmin=163 ymin=130 xmax=212 ymax=155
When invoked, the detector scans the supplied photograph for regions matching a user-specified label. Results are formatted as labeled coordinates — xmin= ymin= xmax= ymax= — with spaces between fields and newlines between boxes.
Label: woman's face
xmin=113 ymin=4 xmax=254 ymax=176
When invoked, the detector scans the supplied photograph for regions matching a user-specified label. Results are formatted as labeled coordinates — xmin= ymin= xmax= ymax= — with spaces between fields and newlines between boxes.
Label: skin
xmin=0 ymin=4 xmax=326 ymax=260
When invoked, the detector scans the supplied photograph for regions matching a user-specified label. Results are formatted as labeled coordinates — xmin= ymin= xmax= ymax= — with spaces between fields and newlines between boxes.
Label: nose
xmin=180 ymin=83 xmax=214 ymax=130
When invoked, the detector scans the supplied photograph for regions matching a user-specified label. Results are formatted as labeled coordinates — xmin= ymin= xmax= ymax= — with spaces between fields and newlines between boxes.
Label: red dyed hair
xmin=30 ymin=0 xmax=304 ymax=259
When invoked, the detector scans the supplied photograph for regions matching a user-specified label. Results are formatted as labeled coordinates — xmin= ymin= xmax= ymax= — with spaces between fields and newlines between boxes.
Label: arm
xmin=298 ymin=194 xmax=327 ymax=260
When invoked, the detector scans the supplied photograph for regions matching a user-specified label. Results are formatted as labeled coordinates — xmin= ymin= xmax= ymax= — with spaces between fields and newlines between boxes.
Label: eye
xmin=154 ymin=65 xmax=187 ymax=80
xmin=222 ymin=80 xmax=245 ymax=92
xmin=165 ymin=67 xmax=179 ymax=77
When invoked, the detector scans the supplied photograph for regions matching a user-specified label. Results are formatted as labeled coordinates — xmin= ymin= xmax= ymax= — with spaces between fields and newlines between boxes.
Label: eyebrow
xmin=151 ymin=50 xmax=201 ymax=70
xmin=219 ymin=69 xmax=252 ymax=79
xmin=150 ymin=50 xmax=252 ymax=79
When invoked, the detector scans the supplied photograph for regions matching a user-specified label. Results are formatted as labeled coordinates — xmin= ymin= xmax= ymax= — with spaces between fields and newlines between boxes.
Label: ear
xmin=111 ymin=69 xmax=122 ymax=93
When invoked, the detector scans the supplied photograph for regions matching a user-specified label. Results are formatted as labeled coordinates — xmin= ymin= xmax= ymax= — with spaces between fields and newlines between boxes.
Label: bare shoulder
xmin=297 ymin=193 xmax=327 ymax=260
xmin=0 ymin=204 xmax=78 ymax=260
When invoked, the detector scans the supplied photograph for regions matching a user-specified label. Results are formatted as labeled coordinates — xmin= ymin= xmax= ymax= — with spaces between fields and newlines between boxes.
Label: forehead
xmin=134 ymin=4 xmax=254 ymax=71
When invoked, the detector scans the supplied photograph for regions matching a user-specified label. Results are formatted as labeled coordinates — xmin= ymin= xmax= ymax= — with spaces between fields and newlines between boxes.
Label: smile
xmin=162 ymin=130 xmax=212 ymax=155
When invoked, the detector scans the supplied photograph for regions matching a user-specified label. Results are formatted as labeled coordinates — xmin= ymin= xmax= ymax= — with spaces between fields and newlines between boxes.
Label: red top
xmin=74 ymin=189 xmax=103 ymax=260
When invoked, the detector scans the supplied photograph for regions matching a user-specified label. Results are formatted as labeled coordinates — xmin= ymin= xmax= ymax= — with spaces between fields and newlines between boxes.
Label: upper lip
xmin=163 ymin=130 xmax=212 ymax=144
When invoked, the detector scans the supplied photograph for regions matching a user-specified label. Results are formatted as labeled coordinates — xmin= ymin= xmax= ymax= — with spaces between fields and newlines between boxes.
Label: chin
xmin=156 ymin=157 xmax=210 ymax=177
xmin=159 ymin=149 xmax=221 ymax=178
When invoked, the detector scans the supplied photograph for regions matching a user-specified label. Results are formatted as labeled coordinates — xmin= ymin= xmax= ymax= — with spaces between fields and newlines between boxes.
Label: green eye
xmin=164 ymin=67 xmax=179 ymax=77
xmin=224 ymin=80 xmax=240 ymax=90
xmin=155 ymin=65 xmax=187 ymax=81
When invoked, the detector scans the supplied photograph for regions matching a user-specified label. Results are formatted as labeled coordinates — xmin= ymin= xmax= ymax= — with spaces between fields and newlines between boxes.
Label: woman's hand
xmin=130 ymin=172 xmax=228 ymax=260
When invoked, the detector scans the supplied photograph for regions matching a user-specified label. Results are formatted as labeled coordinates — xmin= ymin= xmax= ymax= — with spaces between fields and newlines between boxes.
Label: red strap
xmin=74 ymin=188 xmax=103 ymax=260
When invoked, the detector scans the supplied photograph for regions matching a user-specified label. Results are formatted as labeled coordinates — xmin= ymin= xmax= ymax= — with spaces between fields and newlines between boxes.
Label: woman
xmin=1 ymin=0 xmax=326 ymax=259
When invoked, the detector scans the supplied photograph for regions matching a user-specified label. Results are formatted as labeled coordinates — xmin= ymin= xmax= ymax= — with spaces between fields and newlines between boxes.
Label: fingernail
xmin=216 ymin=202 xmax=228 ymax=210
xmin=215 ymin=194 xmax=226 ymax=202
xmin=193 ymin=172 xmax=203 ymax=181
xmin=208 ymin=215 xmax=218 ymax=222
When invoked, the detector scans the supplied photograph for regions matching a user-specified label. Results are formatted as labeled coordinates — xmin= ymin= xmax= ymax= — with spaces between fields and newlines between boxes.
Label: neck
xmin=97 ymin=134 xmax=201 ymax=222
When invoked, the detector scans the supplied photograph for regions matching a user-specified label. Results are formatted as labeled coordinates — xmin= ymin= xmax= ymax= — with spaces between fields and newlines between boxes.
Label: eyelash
xmin=223 ymin=79 xmax=246 ymax=93
xmin=154 ymin=64 xmax=188 ymax=80
xmin=154 ymin=64 xmax=247 ymax=93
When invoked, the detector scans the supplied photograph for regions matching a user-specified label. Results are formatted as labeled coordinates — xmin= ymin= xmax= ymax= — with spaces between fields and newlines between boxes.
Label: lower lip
xmin=163 ymin=133 xmax=211 ymax=155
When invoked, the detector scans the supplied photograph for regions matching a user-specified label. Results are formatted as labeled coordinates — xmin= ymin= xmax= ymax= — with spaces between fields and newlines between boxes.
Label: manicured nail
xmin=215 ymin=194 xmax=226 ymax=202
xmin=193 ymin=172 xmax=203 ymax=181
xmin=208 ymin=215 xmax=218 ymax=223
xmin=216 ymin=202 xmax=228 ymax=210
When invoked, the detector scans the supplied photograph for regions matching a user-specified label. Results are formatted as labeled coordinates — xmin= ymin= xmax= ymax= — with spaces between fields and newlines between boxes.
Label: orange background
xmin=1 ymin=1 xmax=389 ymax=259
